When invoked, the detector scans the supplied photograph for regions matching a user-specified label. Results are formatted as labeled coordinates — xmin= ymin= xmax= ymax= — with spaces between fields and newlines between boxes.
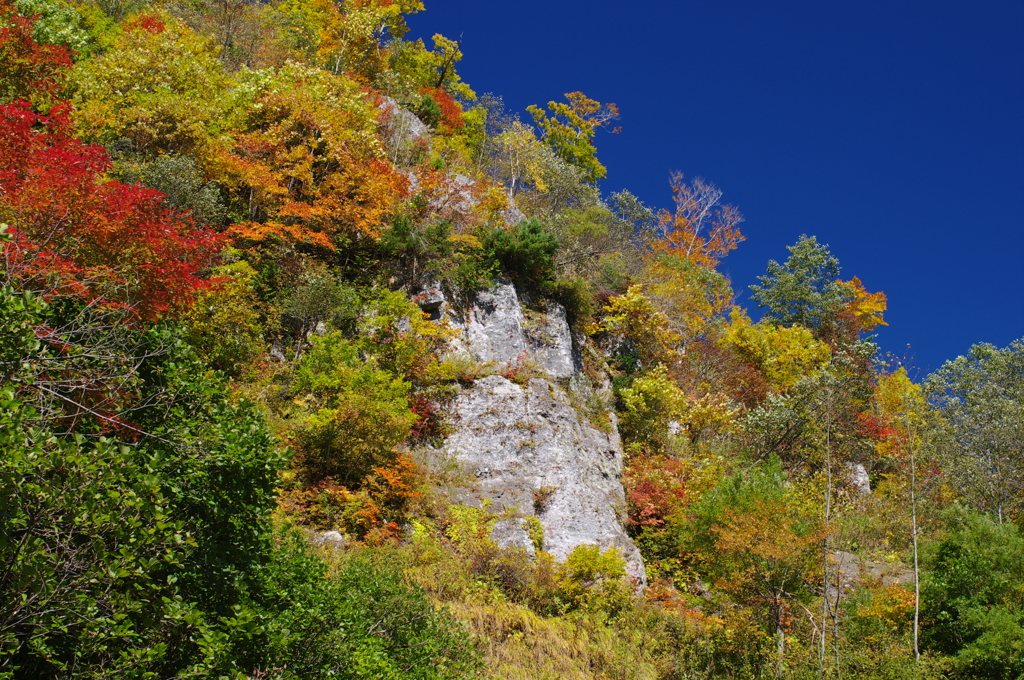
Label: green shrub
xmin=920 ymin=508 xmax=1024 ymax=679
xmin=379 ymin=215 xmax=494 ymax=295
xmin=114 ymin=154 xmax=227 ymax=225
xmin=0 ymin=392 xmax=192 ymax=678
xmin=184 ymin=261 xmax=269 ymax=375
xmin=279 ymin=269 xmax=361 ymax=340
xmin=0 ymin=283 xmax=285 ymax=677
xmin=0 ymin=273 xmax=476 ymax=679
xmin=14 ymin=0 xmax=91 ymax=53
xmin=291 ymin=333 xmax=417 ymax=483
xmin=414 ymin=92 xmax=443 ymax=129
xmin=220 ymin=534 xmax=482 ymax=679
xmin=549 ymin=275 xmax=597 ymax=329
xmin=483 ymin=218 xmax=559 ymax=289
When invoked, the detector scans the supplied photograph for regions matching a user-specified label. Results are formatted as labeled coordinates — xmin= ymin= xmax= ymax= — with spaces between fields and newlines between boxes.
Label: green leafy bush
xmin=483 ymin=218 xmax=559 ymax=290
xmin=184 ymin=261 xmax=269 ymax=375
xmin=379 ymin=215 xmax=495 ymax=295
xmin=0 ymin=391 xmax=191 ymax=677
xmin=921 ymin=508 xmax=1024 ymax=679
xmin=0 ymin=275 xmax=476 ymax=679
xmin=279 ymin=269 xmax=361 ymax=340
xmin=0 ymin=283 xmax=283 ymax=676
xmin=291 ymin=332 xmax=417 ymax=483
xmin=549 ymin=275 xmax=597 ymax=329
xmin=114 ymin=154 xmax=227 ymax=226
xmin=14 ymin=0 xmax=90 ymax=53
xmin=219 ymin=534 xmax=482 ymax=680
xmin=413 ymin=92 xmax=443 ymax=129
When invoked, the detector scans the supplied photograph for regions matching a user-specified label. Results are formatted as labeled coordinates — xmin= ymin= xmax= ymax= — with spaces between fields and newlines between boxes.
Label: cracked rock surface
xmin=443 ymin=374 xmax=645 ymax=585
xmin=447 ymin=281 xmax=577 ymax=379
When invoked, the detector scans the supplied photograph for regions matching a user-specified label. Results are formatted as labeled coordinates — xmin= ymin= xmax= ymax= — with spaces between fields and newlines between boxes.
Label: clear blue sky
xmin=407 ymin=0 xmax=1024 ymax=376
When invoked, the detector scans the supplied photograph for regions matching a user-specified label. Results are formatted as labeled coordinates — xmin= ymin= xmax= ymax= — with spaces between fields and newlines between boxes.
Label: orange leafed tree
xmin=214 ymin=64 xmax=407 ymax=250
xmin=711 ymin=499 xmax=829 ymax=675
xmin=838 ymin=275 xmax=888 ymax=333
xmin=653 ymin=172 xmax=745 ymax=269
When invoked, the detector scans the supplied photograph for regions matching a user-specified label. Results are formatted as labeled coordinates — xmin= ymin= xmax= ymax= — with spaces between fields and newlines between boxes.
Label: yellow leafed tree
xmin=721 ymin=308 xmax=832 ymax=391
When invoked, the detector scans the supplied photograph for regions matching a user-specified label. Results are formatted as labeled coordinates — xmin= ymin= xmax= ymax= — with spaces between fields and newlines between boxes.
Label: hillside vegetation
xmin=1 ymin=1 xmax=1022 ymax=678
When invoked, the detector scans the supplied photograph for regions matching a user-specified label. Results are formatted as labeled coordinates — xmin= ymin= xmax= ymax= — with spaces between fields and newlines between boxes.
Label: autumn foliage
xmin=0 ymin=0 xmax=70 ymax=104
xmin=653 ymin=172 xmax=745 ymax=269
xmin=0 ymin=101 xmax=222 ymax=319
xmin=3 ymin=1 xmax=1007 ymax=677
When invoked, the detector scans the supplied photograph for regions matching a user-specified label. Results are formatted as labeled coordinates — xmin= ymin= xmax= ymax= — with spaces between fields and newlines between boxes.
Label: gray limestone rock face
xmin=826 ymin=550 xmax=914 ymax=602
xmin=844 ymin=462 xmax=871 ymax=495
xmin=311 ymin=530 xmax=347 ymax=552
xmin=379 ymin=97 xmax=430 ymax=162
xmin=490 ymin=517 xmax=537 ymax=557
xmin=503 ymin=203 xmax=528 ymax=227
xmin=448 ymin=281 xmax=576 ymax=380
xmin=412 ymin=283 xmax=446 ymax=318
xmin=443 ymin=374 xmax=646 ymax=585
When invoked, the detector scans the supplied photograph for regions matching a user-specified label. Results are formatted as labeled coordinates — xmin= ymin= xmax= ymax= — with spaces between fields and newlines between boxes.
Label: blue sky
xmin=407 ymin=0 xmax=1023 ymax=375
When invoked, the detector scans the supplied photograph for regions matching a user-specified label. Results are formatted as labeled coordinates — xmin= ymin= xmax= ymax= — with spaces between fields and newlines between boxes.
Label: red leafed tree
xmin=421 ymin=86 xmax=464 ymax=131
xmin=0 ymin=101 xmax=223 ymax=320
xmin=0 ymin=0 xmax=71 ymax=105
xmin=623 ymin=455 xmax=692 ymax=527
xmin=0 ymin=5 xmax=222 ymax=319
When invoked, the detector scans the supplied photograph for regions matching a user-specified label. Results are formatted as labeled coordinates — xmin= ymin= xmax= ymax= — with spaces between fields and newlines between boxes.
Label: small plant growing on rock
xmin=533 ymin=485 xmax=558 ymax=514
xmin=502 ymin=350 xmax=545 ymax=384
xmin=524 ymin=516 xmax=545 ymax=552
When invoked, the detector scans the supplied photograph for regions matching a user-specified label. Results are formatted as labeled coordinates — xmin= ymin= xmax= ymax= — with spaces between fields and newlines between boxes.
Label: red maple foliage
xmin=123 ymin=13 xmax=166 ymax=34
xmin=623 ymin=455 xmax=692 ymax=527
xmin=421 ymin=86 xmax=464 ymax=131
xmin=0 ymin=0 xmax=71 ymax=104
xmin=0 ymin=101 xmax=223 ymax=320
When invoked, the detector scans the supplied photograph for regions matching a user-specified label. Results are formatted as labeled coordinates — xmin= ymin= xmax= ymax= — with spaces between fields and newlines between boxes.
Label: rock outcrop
xmin=437 ymin=281 xmax=646 ymax=585
xmin=826 ymin=550 xmax=914 ymax=602
xmin=379 ymin=96 xmax=430 ymax=161
xmin=844 ymin=462 xmax=871 ymax=495
xmin=446 ymin=279 xmax=577 ymax=379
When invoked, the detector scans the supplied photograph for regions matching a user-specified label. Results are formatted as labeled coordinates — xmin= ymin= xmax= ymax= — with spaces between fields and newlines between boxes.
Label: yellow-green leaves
xmin=619 ymin=364 xmax=687 ymax=454
xmin=70 ymin=14 xmax=229 ymax=153
xmin=527 ymin=91 xmax=619 ymax=183
xmin=492 ymin=120 xmax=553 ymax=197
xmin=601 ymin=286 xmax=682 ymax=369
xmin=620 ymin=364 xmax=739 ymax=454
xmin=276 ymin=0 xmax=423 ymax=82
xmin=183 ymin=261 xmax=271 ymax=376
xmin=292 ymin=332 xmax=417 ymax=484
xmin=640 ymin=253 xmax=733 ymax=347
xmin=721 ymin=308 xmax=831 ymax=391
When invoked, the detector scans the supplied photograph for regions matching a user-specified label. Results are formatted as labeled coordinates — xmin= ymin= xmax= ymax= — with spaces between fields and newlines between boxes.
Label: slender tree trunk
xmin=909 ymin=414 xmax=921 ymax=662
xmin=832 ymin=553 xmax=842 ymax=670
xmin=776 ymin=608 xmax=786 ymax=679
xmin=820 ymin=393 xmax=833 ymax=676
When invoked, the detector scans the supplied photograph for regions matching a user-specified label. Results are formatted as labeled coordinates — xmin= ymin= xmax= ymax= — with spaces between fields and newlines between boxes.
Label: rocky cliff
xmin=420 ymin=280 xmax=646 ymax=585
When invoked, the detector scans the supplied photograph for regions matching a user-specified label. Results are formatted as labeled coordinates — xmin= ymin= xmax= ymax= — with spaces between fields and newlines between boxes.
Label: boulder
xmin=844 ymin=462 xmax=871 ymax=495
xmin=491 ymin=517 xmax=538 ymax=557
